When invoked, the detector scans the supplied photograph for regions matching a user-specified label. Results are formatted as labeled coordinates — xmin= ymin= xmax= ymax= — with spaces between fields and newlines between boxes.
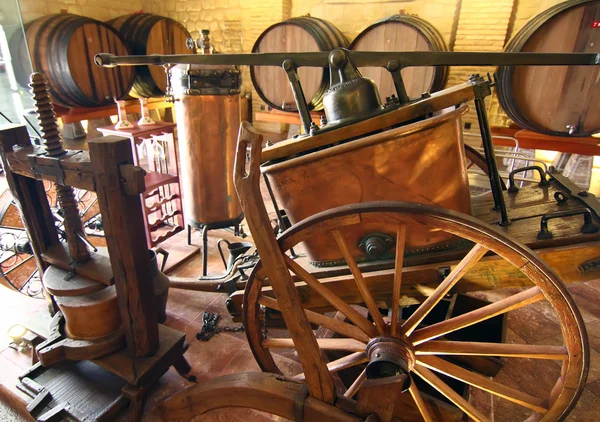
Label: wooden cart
xmin=97 ymin=46 xmax=600 ymax=421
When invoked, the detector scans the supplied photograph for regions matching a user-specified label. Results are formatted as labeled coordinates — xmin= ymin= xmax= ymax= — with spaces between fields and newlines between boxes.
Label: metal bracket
xmin=27 ymin=150 xmax=82 ymax=186
xmin=548 ymin=167 xmax=600 ymax=220
xmin=293 ymin=384 xmax=309 ymax=422
xmin=386 ymin=59 xmax=409 ymax=104
xmin=537 ymin=208 xmax=598 ymax=240
xmin=469 ymin=73 xmax=509 ymax=226
xmin=282 ymin=59 xmax=314 ymax=135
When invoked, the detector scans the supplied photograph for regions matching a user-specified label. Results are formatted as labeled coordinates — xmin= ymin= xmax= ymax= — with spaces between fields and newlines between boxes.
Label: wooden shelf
xmin=145 ymin=172 xmax=179 ymax=192
xmin=490 ymin=126 xmax=600 ymax=155
xmin=55 ymin=98 xmax=174 ymax=124
xmin=97 ymin=121 xmax=177 ymax=142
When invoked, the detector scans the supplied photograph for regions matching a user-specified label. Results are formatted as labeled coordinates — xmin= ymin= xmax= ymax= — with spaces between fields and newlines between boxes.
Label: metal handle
xmin=537 ymin=208 xmax=598 ymax=240
xmin=508 ymin=166 xmax=549 ymax=193
xmin=154 ymin=247 xmax=170 ymax=272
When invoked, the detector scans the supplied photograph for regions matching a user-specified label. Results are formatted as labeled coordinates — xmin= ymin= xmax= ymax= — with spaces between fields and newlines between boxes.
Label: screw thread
xmin=29 ymin=73 xmax=65 ymax=157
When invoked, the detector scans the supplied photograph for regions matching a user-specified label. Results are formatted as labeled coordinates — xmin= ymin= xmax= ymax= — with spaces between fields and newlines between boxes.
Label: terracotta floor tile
xmin=506 ymin=304 xmax=562 ymax=343
xmin=499 ymin=357 xmax=561 ymax=400
xmin=567 ymin=283 xmax=600 ymax=321
xmin=587 ymin=380 xmax=600 ymax=398
xmin=490 ymin=370 xmax=534 ymax=421
xmin=166 ymin=288 xmax=220 ymax=322
xmin=218 ymin=344 xmax=261 ymax=376
xmin=565 ymin=388 xmax=600 ymax=421
xmin=183 ymin=332 xmax=247 ymax=382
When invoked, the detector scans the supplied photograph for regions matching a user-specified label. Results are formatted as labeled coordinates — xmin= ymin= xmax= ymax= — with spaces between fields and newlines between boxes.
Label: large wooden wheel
xmin=243 ymin=201 xmax=588 ymax=421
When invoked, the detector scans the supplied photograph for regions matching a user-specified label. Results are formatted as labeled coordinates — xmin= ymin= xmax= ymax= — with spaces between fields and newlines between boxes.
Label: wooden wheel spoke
xmin=332 ymin=229 xmax=386 ymax=333
xmin=411 ymin=286 xmax=543 ymax=345
xmin=416 ymin=340 xmax=568 ymax=360
xmin=258 ymin=295 xmax=370 ymax=343
xmin=413 ymin=365 xmax=490 ymax=422
xmin=407 ymin=375 xmax=434 ymax=422
xmin=391 ymin=225 xmax=407 ymax=336
xmin=403 ymin=243 xmax=488 ymax=336
xmin=262 ymin=338 xmax=366 ymax=352
xmin=417 ymin=356 xmax=548 ymax=413
xmin=344 ymin=368 xmax=367 ymax=398
xmin=293 ymin=351 xmax=368 ymax=381
xmin=284 ymin=255 xmax=378 ymax=338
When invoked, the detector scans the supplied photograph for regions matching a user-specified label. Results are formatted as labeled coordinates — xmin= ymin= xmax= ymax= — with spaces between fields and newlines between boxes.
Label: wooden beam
xmin=89 ymin=136 xmax=158 ymax=357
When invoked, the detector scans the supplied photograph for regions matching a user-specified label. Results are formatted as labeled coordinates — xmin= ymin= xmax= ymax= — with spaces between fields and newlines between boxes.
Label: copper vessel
xmin=262 ymin=104 xmax=471 ymax=265
xmin=172 ymin=64 xmax=243 ymax=227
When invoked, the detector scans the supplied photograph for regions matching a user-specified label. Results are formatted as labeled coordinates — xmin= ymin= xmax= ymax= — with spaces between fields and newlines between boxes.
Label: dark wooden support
xmin=356 ymin=375 xmax=407 ymax=422
xmin=89 ymin=136 xmax=158 ymax=358
xmin=0 ymin=124 xmax=60 ymax=312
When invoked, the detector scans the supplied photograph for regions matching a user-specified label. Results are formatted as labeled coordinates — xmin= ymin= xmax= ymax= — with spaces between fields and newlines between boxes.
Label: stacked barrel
xmin=10 ymin=13 xmax=191 ymax=108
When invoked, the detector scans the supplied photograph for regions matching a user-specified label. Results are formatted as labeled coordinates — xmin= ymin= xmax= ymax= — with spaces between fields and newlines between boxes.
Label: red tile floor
xmin=1 ymin=180 xmax=600 ymax=420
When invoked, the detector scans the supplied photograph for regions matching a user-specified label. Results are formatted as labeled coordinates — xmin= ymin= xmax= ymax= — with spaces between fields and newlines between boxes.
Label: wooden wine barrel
xmin=350 ymin=14 xmax=448 ymax=100
xmin=251 ymin=16 xmax=349 ymax=111
xmin=10 ymin=14 xmax=134 ymax=108
xmin=497 ymin=0 xmax=600 ymax=137
xmin=108 ymin=13 xmax=192 ymax=98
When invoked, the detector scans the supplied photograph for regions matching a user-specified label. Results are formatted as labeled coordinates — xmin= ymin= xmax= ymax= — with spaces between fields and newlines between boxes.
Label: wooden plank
xmin=5 ymin=144 xmax=95 ymax=191
xmin=0 ymin=124 xmax=60 ymax=312
xmin=42 ymin=243 xmax=114 ymax=286
xmin=234 ymin=122 xmax=335 ymax=403
xmin=93 ymin=325 xmax=184 ymax=385
xmin=159 ymin=372 xmax=360 ymax=422
xmin=56 ymin=99 xmax=174 ymax=124
xmin=89 ymin=136 xmax=158 ymax=357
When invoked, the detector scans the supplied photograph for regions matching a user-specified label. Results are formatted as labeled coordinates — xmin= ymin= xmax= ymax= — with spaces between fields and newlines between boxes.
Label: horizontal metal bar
xmin=95 ymin=51 xmax=600 ymax=69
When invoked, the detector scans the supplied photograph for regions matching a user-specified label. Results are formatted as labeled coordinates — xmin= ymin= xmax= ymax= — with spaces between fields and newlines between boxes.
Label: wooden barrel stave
xmin=497 ymin=0 xmax=600 ymax=137
xmin=251 ymin=16 xmax=349 ymax=112
xmin=10 ymin=14 xmax=134 ymax=108
xmin=350 ymin=15 xmax=448 ymax=100
xmin=108 ymin=13 xmax=192 ymax=98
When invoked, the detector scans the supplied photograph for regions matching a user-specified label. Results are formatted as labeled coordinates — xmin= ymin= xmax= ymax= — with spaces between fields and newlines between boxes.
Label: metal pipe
xmin=95 ymin=51 xmax=600 ymax=69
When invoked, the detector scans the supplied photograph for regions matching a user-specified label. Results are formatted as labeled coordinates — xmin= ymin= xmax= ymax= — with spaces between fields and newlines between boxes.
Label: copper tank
xmin=262 ymin=89 xmax=471 ymax=265
xmin=172 ymin=50 xmax=243 ymax=227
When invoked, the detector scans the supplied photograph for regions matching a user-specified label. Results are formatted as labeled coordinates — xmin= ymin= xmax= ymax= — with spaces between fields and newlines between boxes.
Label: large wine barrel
xmin=251 ymin=16 xmax=348 ymax=111
xmin=10 ymin=14 xmax=134 ymax=108
xmin=497 ymin=0 xmax=600 ymax=137
xmin=350 ymin=14 xmax=448 ymax=100
xmin=108 ymin=13 xmax=192 ymax=98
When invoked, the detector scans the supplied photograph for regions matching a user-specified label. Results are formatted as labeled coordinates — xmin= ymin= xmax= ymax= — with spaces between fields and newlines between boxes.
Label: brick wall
xmin=291 ymin=0 xmax=459 ymax=47
xmin=15 ymin=0 xmax=569 ymax=134
xmin=18 ymin=0 xmax=142 ymax=23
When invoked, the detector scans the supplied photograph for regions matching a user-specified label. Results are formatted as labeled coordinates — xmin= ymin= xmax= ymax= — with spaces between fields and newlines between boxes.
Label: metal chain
xmin=196 ymin=311 xmax=244 ymax=341
xmin=261 ymin=304 xmax=268 ymax=339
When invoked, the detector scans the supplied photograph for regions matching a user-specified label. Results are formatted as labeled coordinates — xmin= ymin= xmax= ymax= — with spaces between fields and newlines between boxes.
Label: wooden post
xmin=0 ymin=124 xmax=60 ymax=312
xmin=89 ymin=136 xmax=158 ymax=357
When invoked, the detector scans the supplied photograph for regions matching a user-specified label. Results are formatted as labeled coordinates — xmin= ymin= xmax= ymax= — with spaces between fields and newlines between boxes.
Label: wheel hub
xmin=365 ymin=336 xmax=415 ymax=390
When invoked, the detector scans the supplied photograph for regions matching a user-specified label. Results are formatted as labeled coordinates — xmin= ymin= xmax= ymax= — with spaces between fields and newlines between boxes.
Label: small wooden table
xmin=97 ymin=122 xmax=184 ymax=247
